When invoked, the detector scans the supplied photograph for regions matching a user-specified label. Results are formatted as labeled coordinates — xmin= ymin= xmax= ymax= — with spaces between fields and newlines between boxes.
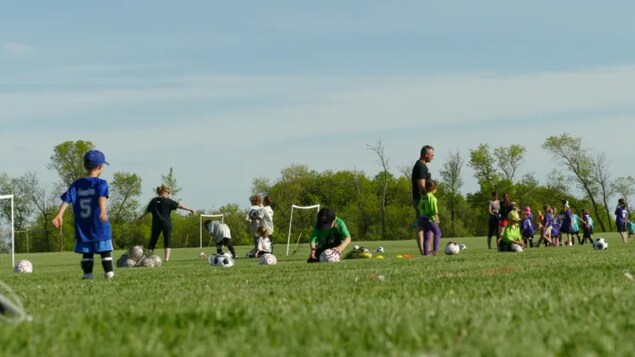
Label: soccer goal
xmin=285 ymin=204 xmax=320 ymax=256
xmin=0 ymin=195 xmax=15 ymax=268
xmin=199 ymin=214 xmax=224 ymax=248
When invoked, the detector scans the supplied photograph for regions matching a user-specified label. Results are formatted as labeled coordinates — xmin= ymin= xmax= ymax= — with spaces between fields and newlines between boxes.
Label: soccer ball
xmin=138 ymin=257 xmax=156 ymax=268
xmin=319 ymin=249 xmax=341 ymax=263
xmin=444 ymin=242 xmax=460 ymax=255
xmin=248 ymin=208 xmax=261 ymax=219
xmin=210 ymin=254 xmax=235 ymax=268
xmin=149 ymin=255 xmax=162 ymax=267
xmin=511 ymin=243 xmax=524 ymax=253
xmin=458 ymin=244 xmax=467 ymax=251
xmin=259 ymin=253 xmax=277 ymax=265
xmin=353 ymin=245 xmax=360 ymax=250
xmin=117 ymin=254 xmax=138 ymax=267
xmin=377 ymin=246 xmax=385 ymax=253
xmin=199 ymin=252 xmax=207 ymax=259
xmin=246 ymin=250 xmax=256 ymax=258
xmin=127 ymin=245 xmax=145 ymax=261
xmin=14 ymin=260 xmax=33 ymax=273
xmin=593 ymin=238 xmax=608 ymax=250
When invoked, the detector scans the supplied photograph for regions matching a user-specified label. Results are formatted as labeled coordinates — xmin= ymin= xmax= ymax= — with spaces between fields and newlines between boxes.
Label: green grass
xmin=1 ymin=234 xmax=635 ymax=357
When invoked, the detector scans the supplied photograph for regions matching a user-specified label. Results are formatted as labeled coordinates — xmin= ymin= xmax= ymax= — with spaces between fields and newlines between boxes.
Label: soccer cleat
xmin=83 ymin=273 xmax=94 ymax=280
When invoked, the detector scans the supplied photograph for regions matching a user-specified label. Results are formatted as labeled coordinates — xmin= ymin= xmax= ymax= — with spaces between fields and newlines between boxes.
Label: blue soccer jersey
xmin=60 ymin=177 xmax=111 ymax=243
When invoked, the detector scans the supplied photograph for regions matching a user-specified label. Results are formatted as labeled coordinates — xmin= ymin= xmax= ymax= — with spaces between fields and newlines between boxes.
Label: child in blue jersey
xmin=521 ymin=206 xmax=535 ymax=248
xmin=535 ymin=204 xmax=554 ymax=247
xmin=558 ymin=200 xmax=574 ymax=246
xmin=51 ymin=150 xmax=114 ymax=280
xmin=615 ymin=198 xmax=629 ymax=243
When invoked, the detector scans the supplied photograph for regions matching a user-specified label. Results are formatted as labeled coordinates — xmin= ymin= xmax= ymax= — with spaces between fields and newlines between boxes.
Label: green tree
xmin=48 ymin=140 xmax=95 ymax=187
xmin=110 ymin=172 xmax=143 ymax=223
xmin=468 ymin=144 xmax=500 ymax=190
xmin=161 ymin=167 xmax=181 ymax=198
xmin=494 ymin=144 xmax=526 ymax=182
xmin=542 ymin=133 xmax=606 ymax=232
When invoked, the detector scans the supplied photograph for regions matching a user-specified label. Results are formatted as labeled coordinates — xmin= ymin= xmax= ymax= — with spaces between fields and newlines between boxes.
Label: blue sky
xmin=2 ymin=1 xmax=634 ymax=211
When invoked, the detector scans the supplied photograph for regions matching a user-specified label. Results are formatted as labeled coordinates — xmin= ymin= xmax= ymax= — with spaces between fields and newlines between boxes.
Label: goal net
xmin=0 ymin=195 xmax=15 ymax=268
xmin=285 ymin=204 xmax=320 ymax=255
xmin=199 ymin=214 xmax=224 ymax=248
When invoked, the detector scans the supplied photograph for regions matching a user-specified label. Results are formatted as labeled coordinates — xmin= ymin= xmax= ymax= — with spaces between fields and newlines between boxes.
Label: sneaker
xmin=82 ymin=273 xmax=94 ymax=280
xmin=104 ymin=271 xmax=115 ymax=280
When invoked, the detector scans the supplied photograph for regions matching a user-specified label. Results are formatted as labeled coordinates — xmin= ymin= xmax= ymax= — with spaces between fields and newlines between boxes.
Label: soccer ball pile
xmin=209 ymin=253 xmax=235 ymax=268
xmin=116 ymin=245 xmax=162 ymax=268
xmin=345 ymin=246 xmax=372 ymax=259
xmin=320 ymin=248 xmax=341 ymax=263
xmin=593 ymin=238 xmax=608 ymax=250
xmin=14 ymin=260 xmax=33 ymax=273
xmin=259 ymin=253 xmax=277 ymax=265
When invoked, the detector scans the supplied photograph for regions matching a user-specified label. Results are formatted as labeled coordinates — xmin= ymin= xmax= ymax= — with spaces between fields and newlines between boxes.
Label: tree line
xmin=1 ymin=134 xmax=633 ymax=253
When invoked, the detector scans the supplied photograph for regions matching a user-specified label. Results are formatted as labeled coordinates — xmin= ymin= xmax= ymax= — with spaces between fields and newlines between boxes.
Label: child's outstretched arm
xmin=51 ymin=202 xmax=68 ymax=229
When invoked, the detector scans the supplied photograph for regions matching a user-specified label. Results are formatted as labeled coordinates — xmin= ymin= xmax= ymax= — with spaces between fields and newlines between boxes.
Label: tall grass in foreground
xmin=1 ymin=234 xmax=634 ymax=357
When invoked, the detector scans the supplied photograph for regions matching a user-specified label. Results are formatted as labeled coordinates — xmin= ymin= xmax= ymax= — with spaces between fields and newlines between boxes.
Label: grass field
xmin=1 ymin=234 xmax=634 ymax=357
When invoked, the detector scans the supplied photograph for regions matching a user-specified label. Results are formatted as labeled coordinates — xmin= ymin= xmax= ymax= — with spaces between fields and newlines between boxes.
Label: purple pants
xmin=421 ymin=217 xmax=442 ymax=255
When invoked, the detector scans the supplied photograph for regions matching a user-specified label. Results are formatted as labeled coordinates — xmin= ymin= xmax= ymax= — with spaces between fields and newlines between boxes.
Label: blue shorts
xmin=75 ymin=240 xmax=113 ymax=254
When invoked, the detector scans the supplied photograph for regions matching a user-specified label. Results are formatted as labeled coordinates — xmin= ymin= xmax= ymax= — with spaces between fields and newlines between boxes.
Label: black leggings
xmin=488 ymin=216 xmax=500 ymax=239
xmin=216 ymin=238 xmax=236 ymax=256
xmin=149 ymin=224 xmax=172 ymax=250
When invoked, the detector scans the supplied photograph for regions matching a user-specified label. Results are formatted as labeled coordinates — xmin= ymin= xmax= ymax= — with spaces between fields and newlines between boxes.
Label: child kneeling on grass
xmin=255 ymin=226 xmax=273 ymax=257
xmin=500 ymin=204 xmax=525 ymax=252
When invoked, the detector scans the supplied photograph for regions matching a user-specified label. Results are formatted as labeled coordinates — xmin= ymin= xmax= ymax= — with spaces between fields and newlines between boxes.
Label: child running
xmin=580 ymin=208 xmax=594 ymax=245
xmin=205 ymin=219 xmax=237 ymax=258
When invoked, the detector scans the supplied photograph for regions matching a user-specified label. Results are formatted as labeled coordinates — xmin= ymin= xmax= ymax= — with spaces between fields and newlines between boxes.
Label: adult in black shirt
xmin=138 ymin=185 xmax=195 ymax=262
xmin=411 ymin=145 xmax=435 ymax=255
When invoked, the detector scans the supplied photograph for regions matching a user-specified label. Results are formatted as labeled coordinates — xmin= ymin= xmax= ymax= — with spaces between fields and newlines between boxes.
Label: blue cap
xmin=83 ymin=150 xmax=109 ymax=168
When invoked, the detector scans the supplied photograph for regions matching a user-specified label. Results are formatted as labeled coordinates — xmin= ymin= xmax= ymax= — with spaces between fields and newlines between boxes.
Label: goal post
xmin=0 ymin=194 xmax=15 ymax=268
xmin=199 ymin=214 xmax=224 ymax=248
xmin=286 ymin=204 xmax=320 ymax=256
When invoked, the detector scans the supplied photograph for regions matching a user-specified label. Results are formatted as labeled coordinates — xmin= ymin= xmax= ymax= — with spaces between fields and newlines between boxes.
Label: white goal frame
xmin=286 ymin=204 xmax=320 ymax=256
xmin=0 ymin=194 xmax=15 ymax=268
xmin=199 ymin=214 xmax=224 ymax=248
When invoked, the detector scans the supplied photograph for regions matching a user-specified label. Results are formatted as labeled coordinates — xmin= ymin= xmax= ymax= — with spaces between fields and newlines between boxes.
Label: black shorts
xmin=617 ymin=222 xmax=627 ymax=233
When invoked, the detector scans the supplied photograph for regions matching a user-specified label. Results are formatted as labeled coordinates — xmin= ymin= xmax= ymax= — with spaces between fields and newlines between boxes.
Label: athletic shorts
xmin=75 ymin=240 xmax=113 ymax=254
xmin=616 ymin=222 xmax=627 ymax=233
